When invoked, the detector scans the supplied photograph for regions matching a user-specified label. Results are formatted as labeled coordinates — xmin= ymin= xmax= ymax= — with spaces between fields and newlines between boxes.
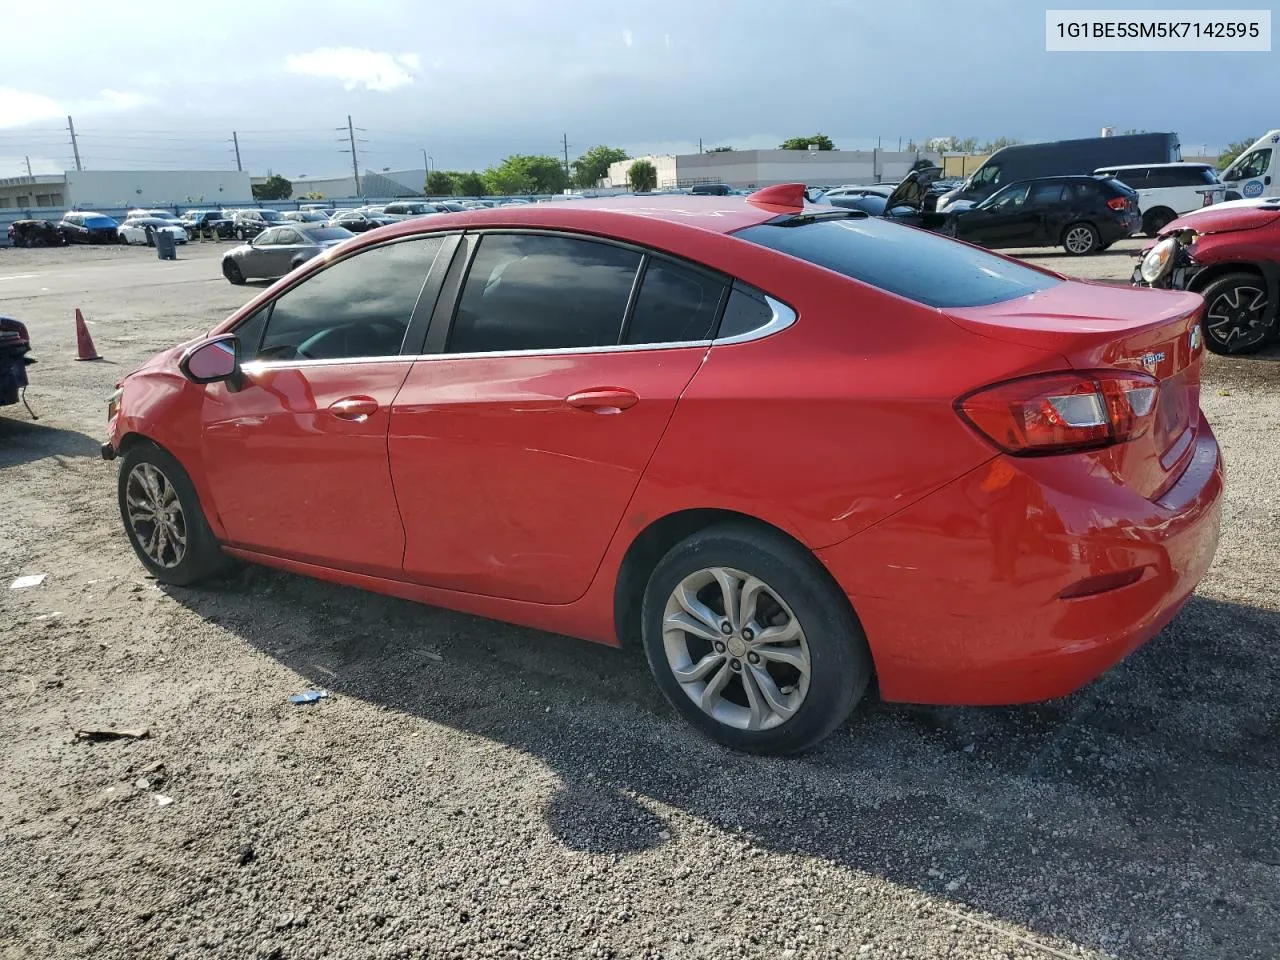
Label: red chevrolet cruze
xmin=104 ymin=185 xmax=1224 ymax=754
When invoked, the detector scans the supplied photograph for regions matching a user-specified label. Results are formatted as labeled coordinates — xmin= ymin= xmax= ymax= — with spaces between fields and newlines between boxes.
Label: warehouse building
xmin=289 ymin=169 xmax=426 ymax=199
xmin=0 ymin=170 xmax=254 ymax=211
xmin=606 ymin=148 xmax=942 ymax=190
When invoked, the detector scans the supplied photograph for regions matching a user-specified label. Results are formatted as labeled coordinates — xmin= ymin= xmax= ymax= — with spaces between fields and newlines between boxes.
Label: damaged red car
xmin=103 ymin=187 xmax=1223 ymax=753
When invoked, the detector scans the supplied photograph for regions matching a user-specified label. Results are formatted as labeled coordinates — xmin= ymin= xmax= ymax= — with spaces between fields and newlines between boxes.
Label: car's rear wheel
xmin=1199 ymin=272 xmax=1275 ymax=355
xmin=1062 ymin=222 xmax=1100 ymax=255
xmin=223 ymin=259 xmax=245 ymax=285
xmin=1142 ymin=207 xmax=1177 ymax=238
xmin=641 ymin=522 xmax=872 ymax=755
xmin=117 ymin=441 xmax=227 ymax=586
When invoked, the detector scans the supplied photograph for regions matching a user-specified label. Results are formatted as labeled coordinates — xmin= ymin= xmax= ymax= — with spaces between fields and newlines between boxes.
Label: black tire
xmin=223 ymin=259 xmax=245 ymax=285
xmin=117 ymin=441 xmax=227 ymax=586
xmin=1142 ymin=208 xmax=1177 ymax=238
xmin=236 ymin=227 xmax=247 ymax=242
xmin=640 ymin=522 xmax=872 ymax=755
xmin=1061 ymin=221 xmax=1100 ymax=255
xmin=1198 ymin=271 xmax=1275 ymax=355
xmin=118 ymin=232 xmax=129 ymax=245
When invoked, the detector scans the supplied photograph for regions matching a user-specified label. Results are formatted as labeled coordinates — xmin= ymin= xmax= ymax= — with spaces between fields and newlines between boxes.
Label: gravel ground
xmin=0 ymin=240 xmax=1277 ymax=960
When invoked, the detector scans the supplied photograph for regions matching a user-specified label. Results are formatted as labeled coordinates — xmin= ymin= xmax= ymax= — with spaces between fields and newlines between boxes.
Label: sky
xmin=0 ymin=0 xmax=1275 ymax=180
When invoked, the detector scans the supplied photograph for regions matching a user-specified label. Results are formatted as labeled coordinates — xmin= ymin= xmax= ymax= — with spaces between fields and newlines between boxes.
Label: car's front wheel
xmin=1062 ymin=222 xmax=1100 ymax=255
xmin=223 ymin=259 xmax=245 ymax=285
xmin=641 ymin=522 xmax=872 ymax=755
xmin=117 ymin=441 xmax=227 ymax=586
xmin=1199 ymin=271 xmax=1275 ymax=355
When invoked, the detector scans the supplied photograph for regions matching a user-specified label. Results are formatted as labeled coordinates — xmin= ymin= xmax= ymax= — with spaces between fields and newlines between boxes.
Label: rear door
xmin=388 ymin=231 xmax=726 ymax=603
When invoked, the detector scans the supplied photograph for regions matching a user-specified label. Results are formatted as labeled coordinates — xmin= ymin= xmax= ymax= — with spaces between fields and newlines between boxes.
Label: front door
xmin=389 ymin=231 xmax=729 ymax=604
xmin=963 ymin=183 xmax=1038 ymax=248
xmin=1222 ymin=143 xmax=1276 ymax=199
xmin=199 ymin=234 xmax=448 ymax=575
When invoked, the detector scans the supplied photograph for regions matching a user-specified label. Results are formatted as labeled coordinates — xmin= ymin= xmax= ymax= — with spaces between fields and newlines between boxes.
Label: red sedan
xmin=104 ymin=185 xmax=1223 ymax=754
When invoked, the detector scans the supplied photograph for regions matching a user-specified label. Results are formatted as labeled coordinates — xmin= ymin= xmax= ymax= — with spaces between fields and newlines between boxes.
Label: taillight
xmin=957 ymin=371 xmax=1160 ymax=455
xmin=1106 ymin=196 xmax=1128 ymax=211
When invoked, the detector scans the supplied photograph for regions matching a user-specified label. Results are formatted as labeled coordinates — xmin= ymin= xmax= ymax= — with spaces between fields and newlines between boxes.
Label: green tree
xmin=571 ymin=145 xmax=629 ymax=189
xmin=627 ymin=159 xmax=658 ymax=192
xmin=1218 ymin=139 xmax=1255 ymax=170
xmin=978 ymin=136 xmax=1021 ymax=152
xmin=484 ymin=154 xmax=568 ymax=195
xmin=953 ymin=136 xmax=978 ymax=153
xmin=252 ymin=174 xmax=292 ymax=201
xmin=779 ymin=134 xmax=834 ymax=151
xmin=454 ymin=171 xmax=488 ymax=196
xmin=707 ymin=146 xmax=734 ymax=153
xmin=425 ymin=170 xmax=455 ymax=195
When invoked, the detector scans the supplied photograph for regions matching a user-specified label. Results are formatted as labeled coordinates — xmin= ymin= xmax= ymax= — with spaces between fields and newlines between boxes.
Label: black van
xmin=689 ymin=183 xmax=732 ymax=196
xmin=937 ymin=133 xmax=1180 ymax=210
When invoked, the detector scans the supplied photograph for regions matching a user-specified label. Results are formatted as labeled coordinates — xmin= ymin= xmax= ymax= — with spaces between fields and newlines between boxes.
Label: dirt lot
xmin=1 ymin=239 xmax=1277 ymax=960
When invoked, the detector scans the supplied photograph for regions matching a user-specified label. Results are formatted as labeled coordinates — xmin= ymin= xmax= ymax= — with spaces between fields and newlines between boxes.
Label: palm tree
xmin=627 ymin=159 xmax=658 ymax=193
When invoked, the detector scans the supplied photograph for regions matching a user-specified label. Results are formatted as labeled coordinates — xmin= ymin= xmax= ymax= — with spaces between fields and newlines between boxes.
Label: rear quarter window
xmin=735 ymin=217 xmax=1060 ymax=309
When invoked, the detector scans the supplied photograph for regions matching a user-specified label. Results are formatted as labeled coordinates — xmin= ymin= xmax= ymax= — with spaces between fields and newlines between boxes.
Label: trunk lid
xmin=946 ymin=282 xmax=1205 ymax=499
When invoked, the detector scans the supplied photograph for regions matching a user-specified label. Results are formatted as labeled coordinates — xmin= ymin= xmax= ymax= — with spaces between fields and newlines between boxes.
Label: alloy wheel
xmin=1064 ymin=225 xmax=1096 ymax=254
xmin=1206 ymin=284 xmax=1269 ymax=351
xmin=662 ymin=567 xmax=811 ymax=731
xmin=124 ymin=463 xmax=187 ymax=568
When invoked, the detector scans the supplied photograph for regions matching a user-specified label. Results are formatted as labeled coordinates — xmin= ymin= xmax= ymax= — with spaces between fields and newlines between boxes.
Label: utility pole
xmin=67 ymin=115 xmax=82 ymax=172
xmin=231 ymin=132 xmax=243 ymax=172
xmin=24 ymin=156 xmax=32 ymax=177
xmin=337 ymin=116 xmax=366 ymax=197
xmin=562 ymin=133 xmax=570 ymax=184
xmin=699 ymin=138 xmax=703 ymax=154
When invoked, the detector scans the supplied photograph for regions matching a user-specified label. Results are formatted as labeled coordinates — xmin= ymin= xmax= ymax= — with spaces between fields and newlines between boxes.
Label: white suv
xmin=1093 ymin=163 xmax=1226 ymax=237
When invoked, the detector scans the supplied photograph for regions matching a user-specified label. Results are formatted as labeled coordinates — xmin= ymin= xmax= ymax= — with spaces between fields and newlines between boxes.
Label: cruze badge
xmin=1141 ymin=351 xmax=1166 ymax=371
xmin=1189 ymin=326 xmax=1202 ymax=351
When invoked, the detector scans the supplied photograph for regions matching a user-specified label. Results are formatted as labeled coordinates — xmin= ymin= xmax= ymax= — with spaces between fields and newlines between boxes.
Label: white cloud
xmin=622 ymin=29 xmax=633 ymax=47
xmin=0 ymin=88 xmax=64 ymax=128
xmin=286 ymin=47 xmax=421 ymax=92
xmin=0 ymin=86 xmax=153 ymax=129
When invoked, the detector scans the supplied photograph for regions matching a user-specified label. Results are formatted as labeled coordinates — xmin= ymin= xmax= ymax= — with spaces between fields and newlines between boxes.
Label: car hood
xmin=1161 ymin=203 xmax=1280 ymax=237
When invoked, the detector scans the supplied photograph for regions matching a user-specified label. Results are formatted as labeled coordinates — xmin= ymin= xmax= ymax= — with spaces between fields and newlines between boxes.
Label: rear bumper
xmin=817 ymin=417 xmax=1223 ymax=705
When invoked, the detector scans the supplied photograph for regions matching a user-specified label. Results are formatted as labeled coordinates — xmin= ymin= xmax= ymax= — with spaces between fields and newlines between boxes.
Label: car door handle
xmin=328 ymin=396 xmax=379 ymax=422
xmin=566 ymin=388 xmax=639 ymax=414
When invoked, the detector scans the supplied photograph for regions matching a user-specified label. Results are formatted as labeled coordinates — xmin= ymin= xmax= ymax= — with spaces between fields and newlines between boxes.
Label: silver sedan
xmin=220 ymin=224 xmax=355 ymax=284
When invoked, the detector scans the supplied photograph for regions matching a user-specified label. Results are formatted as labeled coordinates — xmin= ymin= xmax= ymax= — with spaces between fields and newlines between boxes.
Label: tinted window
xmin=1148 ymin=166 xmax=1217 ymax=187
xmin=1028 ymin=182 xmax=1064 ymax=205
xmin=261 ymin=211 xmax=285 ymax=222
xmin=254 ymin=237 xmax=443 ymax=362
xmin=625 ymin=259 xmax=725 ymax=345
xmin=1065 ymin=181 xmax=1100 ymax=203
xmin=736 ymin=217 xmax=1060 ymax=309
xmin=717 ymin=287 xmax=774 ymax=339
xmin=449 ymin=234 xmax=641 ymax=353
xmin=256 ymin=228 xmax=283 ymax=245
xmin=985 ymin=183 xmax=1030 ymax=209
xmin=276 ymin=229 xmax=303 ymax=244
xmin=971 ymin=164 xmax=1002 ymax=186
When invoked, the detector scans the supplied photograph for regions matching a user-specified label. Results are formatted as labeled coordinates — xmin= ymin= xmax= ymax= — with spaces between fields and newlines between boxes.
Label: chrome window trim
xmin=236 ymin=295 xmax=794 ymax=370
xmin=714 ymin=294 xmax=796 ymax=345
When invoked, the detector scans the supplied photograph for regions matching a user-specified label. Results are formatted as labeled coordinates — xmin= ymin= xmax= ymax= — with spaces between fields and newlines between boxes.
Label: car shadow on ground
xmin=166 ymin=566 xmax=1280 ymax=959
xmin=0 ymin=416 xmax=102 ymax=468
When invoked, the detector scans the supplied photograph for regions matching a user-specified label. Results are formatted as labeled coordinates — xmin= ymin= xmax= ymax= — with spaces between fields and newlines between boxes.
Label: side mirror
xmin=180 ymin=334 xmax=240 ymax=385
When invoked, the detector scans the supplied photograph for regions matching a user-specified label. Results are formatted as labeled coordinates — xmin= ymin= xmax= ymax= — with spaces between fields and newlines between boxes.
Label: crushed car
xmin=6 ymin=219 xmax=63 ymax=247
xmin=1133 ymin=196 xmax=1280 ymax=354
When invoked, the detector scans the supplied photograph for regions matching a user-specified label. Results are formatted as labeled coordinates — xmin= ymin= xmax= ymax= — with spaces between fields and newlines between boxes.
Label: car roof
xmin=372 ymin=194 xmax=796 ymax=236
xmin=1097 ymin=162 xmax=1214 ymax=170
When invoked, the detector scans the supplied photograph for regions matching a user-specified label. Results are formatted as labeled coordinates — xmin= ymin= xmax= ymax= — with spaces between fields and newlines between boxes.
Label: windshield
xmin=85 ymin=215 xmax=117 ymax=227
xmin=260 ymin=210 xmax=286 ymax=222
xmin=969 ymin=164 xmax=1002 ymax=187
xmin=735 ymin=216 xmax=1060 ymax=308
xmin=303 ymin=227 xmax=355 ymax=241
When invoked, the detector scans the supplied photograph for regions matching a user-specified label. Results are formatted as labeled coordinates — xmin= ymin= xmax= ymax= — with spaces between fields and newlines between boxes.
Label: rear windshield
xmin=303 ymin=227 xmax=354 ymax=241
xmin=85 ymin=215 xmax=116 ymax=227
xmin=260 ymin=210 xmax=285 ymax=222
xmin=735 ymin=216 xmax=1061 ymax=308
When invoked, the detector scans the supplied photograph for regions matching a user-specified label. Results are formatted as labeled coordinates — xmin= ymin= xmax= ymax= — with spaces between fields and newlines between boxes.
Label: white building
xmin=0 ymin=170 xmax=253 ymax=211
xmin=606 ymin=149 xmax=942 ymax=190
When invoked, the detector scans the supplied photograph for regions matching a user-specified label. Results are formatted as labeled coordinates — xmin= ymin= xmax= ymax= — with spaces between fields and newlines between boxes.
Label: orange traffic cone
xmin=74 ymin=308 xmax=101 ymax=361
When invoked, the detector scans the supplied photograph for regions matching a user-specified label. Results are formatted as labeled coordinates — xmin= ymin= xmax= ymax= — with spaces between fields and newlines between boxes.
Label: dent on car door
xmin=389 ymin=231 xmax=727 ymax=604
xmin=196 ymin=235 xmax=450 ymax=575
